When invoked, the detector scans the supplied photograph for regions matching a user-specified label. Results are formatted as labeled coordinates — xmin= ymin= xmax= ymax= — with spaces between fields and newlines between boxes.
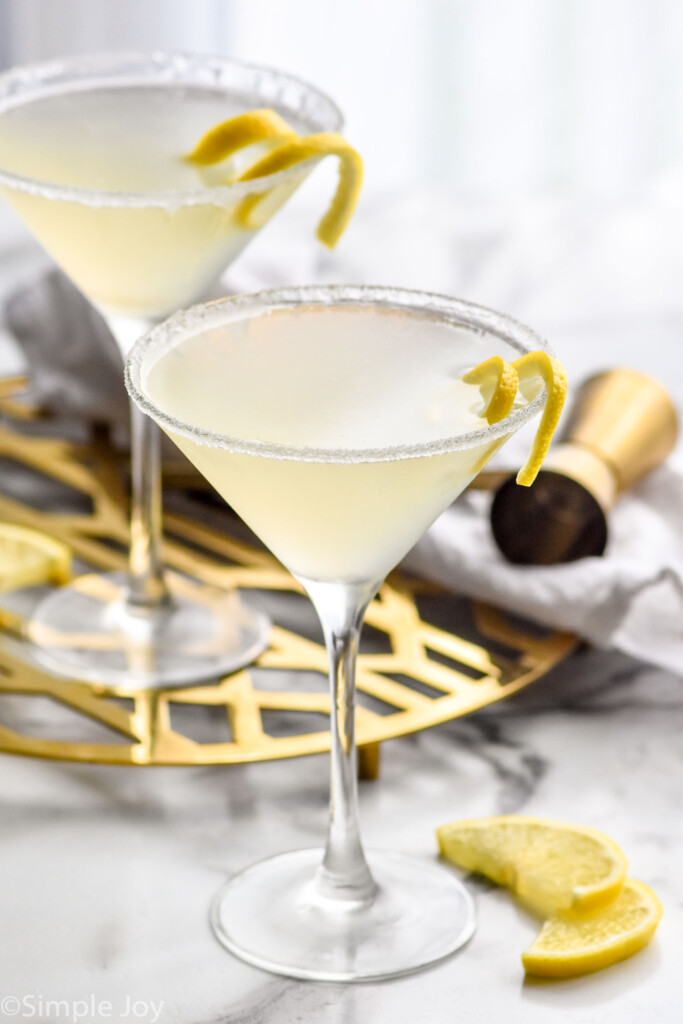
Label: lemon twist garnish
xmin=184 ymin=109 xmax=298 ymax=166
xmin=463 ymin=350 xmax=566 ymax=486
xmin=0 ymin=522 xmax=71 ymax=593
xmin=522 ymin=879 xmax=662 ymax=978
xmin=463 ymin=356 xmax=519 ymax=425
xmin=513 ymin=351 xmax=567 ymax=487
xmin=236 ymin=133 xmax=363 ymax=248
xmin=186 ymin=110 xmax=363 ymax=249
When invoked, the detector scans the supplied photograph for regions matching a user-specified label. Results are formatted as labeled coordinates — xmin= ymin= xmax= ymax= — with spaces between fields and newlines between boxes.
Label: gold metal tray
xmin=0 ymin=377 xmax=578 ymax=773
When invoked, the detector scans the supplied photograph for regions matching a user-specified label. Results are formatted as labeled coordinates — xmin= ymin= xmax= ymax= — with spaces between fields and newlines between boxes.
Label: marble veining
xmin=0 ymin=648 xmax=680 ymax=1024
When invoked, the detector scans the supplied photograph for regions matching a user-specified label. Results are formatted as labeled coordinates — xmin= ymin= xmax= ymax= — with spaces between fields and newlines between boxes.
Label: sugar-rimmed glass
xmin=0 ymin=52 xmax=342 ymax=689
xmin=126 ymin=284 xmax=550 ymax=981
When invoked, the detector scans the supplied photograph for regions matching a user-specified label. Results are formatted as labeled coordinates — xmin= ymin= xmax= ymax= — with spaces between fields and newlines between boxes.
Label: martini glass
xmin=0 ymin=52 xmax=343 ymax=689
xmin=126 ymin=284 xmax=551 ymax=981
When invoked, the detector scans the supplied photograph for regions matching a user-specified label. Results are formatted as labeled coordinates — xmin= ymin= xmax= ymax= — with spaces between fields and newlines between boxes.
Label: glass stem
xmin=127 ymin=398 xmax=170 ymax=610
xmin=107 ymin=314 xmax=170 ymax=612
xmin=304 ymin=578 xmax=381 ymax=904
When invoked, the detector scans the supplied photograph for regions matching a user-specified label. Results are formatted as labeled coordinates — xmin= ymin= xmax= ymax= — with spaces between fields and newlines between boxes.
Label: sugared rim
xmin=125 ymin=284 xmax=551 ymax=464
xmin=0 ymin=51 xmax=343 ymax=208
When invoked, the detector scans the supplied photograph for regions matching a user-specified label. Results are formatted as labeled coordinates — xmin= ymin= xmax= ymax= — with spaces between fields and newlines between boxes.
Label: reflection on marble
xmin=0 ymin=647 xmax=680 ymax=1023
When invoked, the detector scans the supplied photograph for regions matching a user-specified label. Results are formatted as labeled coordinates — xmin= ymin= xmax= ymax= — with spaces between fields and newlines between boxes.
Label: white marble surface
xmin=0 ymin=650 xmax=680 ymax=1024
xmin=0 ymin=194 xmax=681 ymax=1022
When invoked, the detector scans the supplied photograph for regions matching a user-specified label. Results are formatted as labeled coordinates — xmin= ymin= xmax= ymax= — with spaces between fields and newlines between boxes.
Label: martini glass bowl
xmin=0 ymin=52 xmax=343 ymax=689
xmin=126 ymin=284 xmax=550 ymax=981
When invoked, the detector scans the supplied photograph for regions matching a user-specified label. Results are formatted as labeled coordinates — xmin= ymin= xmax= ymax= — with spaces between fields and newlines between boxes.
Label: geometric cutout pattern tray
xmin=0 ymin=376 xmax=578 ymax=770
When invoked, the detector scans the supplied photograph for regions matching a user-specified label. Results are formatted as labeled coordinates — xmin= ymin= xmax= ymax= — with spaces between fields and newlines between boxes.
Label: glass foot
xmin=27 ymin=571 xmax=269 ymax=690
xmin=210 ymin=848 xmax=476 ymax=981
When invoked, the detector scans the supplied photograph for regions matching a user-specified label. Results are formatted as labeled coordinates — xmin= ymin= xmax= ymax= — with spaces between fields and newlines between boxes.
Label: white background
xmin=1 ymin=0 xmax=683 ymax=197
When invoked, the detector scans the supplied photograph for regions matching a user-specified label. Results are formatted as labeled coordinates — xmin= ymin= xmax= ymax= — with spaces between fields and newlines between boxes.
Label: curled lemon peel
xmin=236 ymin=133 xmax=363 ymax=248
xmin=513 ymin=351 xmax=567 ymax=486
xmin=463 ymin=351 xmax=567 ymax=486
xmin=463 ymin=355 xmax=519 ymax=425
xmin=183 ymin=109 xmax=298 ymax=166
xmin=185 ymin=111 xmax=363 ymax=249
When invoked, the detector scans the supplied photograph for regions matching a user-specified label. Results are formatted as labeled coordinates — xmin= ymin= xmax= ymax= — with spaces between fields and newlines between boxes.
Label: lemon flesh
xmin=0 ymin=522 xmax=71 ymax=593
xmin=436 ymin=815 xmax=628 ymax=915
xmin=522 ymin=878 xmax=662 ymax=977
xmin=463 ymin=356 xmax=519 ymax=425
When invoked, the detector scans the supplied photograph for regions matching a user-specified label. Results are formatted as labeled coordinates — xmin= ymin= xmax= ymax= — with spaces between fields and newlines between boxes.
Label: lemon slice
xmin=522 ymin=878 xmax=662 ymax=977
xmin=184 ymin=108 xmax=298 ymax=166
xmin=0 ymin=522 xmax=71 ymax=593
xmin=513 ymin=351 xmax=567 ymax=486
xmin=436 ymin=815 xmax=628 ymax=915
xmin=236 ymin=133 xmax=363 ymax=248
xmin=463 ymin=356 xmax=519 ymax=425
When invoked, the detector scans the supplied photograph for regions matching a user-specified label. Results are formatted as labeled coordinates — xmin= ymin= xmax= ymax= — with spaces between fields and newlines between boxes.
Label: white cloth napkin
xmin=4 ymin=268 xmax=128 ymax=432
xmin=403 ymin=454 xmax=683 ymax=677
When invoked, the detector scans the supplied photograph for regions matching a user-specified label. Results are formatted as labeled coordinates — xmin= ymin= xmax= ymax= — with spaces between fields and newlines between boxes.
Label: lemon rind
xmin=521 ymin=879 xmax=662 ymax=978
xmin=513 ymin=352 xmax=567 ymax=486
xmin=186 ymin=109 xmax=362 ymax=250
xmin=184 ymin=108 xmax=297 ymax=166
xmin=236 ymin=132 xmax=363 ymax=248
xmin=463 ymin=356 xmax=519 ymax=425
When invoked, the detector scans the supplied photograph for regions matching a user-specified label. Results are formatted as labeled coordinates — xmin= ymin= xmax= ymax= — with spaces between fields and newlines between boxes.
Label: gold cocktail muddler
xmin=490 ymin=369 xmax=679 ymax=564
